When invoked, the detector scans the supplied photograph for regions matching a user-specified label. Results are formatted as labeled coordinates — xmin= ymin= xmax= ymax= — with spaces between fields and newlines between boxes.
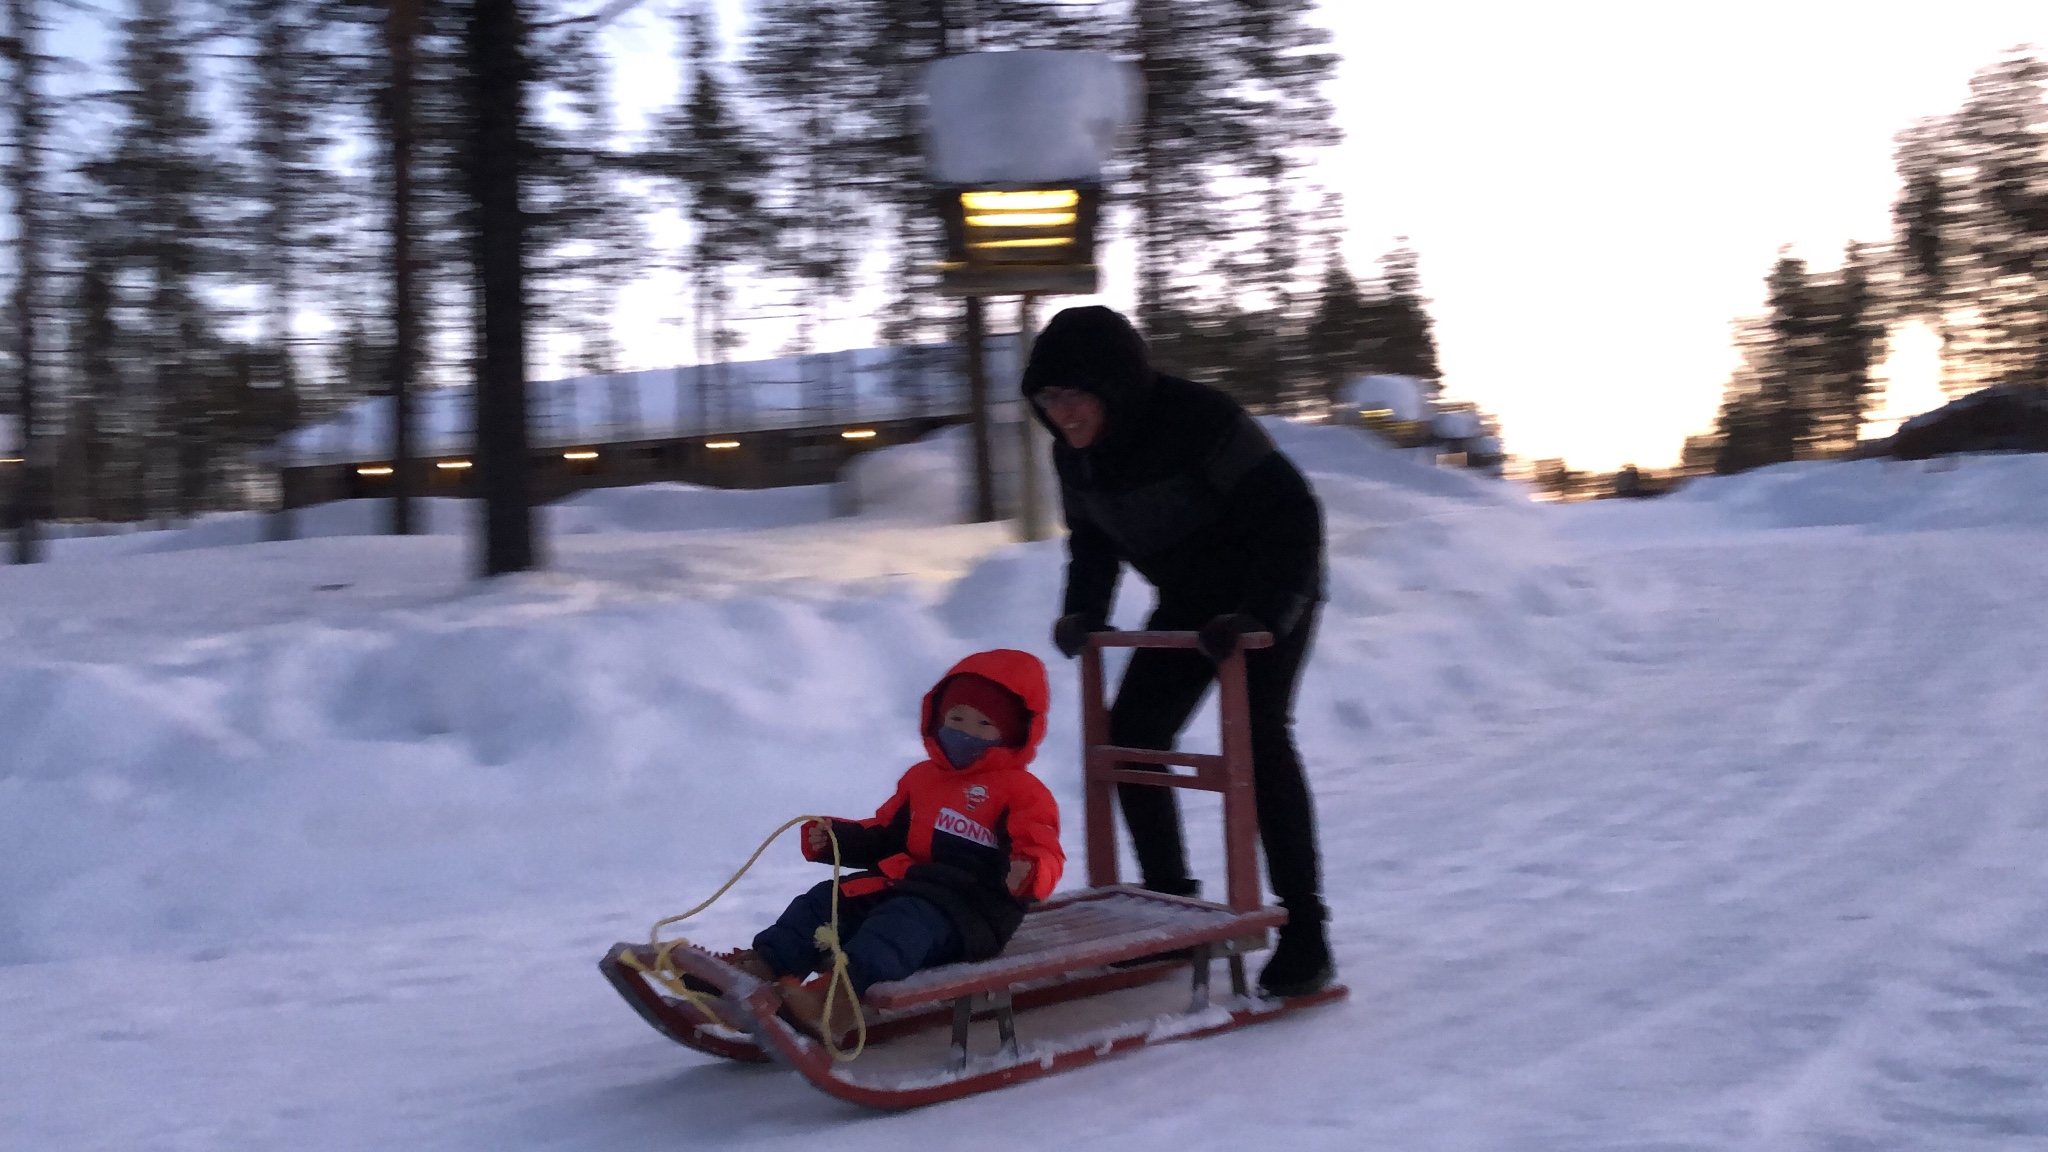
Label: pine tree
xmin=59 ymin=262 xmax=124 ymax=521
xmin=82 ymin=0 xmax=239 ymax=520
xmin=1711 ymin=316 xmax=1781 ymax=474
xmin=1229 ymin=0 xmax=1339 ymax=328
xmin=638 ymin=1 xmax=773 ymax=429
xmin=1127 ymin=0 xmax=1239 ymax=331
xmin=746 ymin=0 xmax=868 ymax=414
xmin=237 ymin=0 xmax=331 ymax=537
xmin=524 ymin=15 xmax=640 ymax=381
xmin=1760 ymin=253 xmax=1822 ymax=463
xmin=1306 ymin=253 xmax=1377 ymax=403
xmin=1890 ymin=49 xmax=2048 ymax=396
xmin=5 ymin=0 xmax=47 ymax=560
xmin=1124 ymin=0 xmax=1337 ymax=397
xmin=1358 ymin=242 xmax=1442 ymax=388
xmin=1815 ymin=242 xmax=1886 ymax=453
xmin=1709 ymin=245 xmax=1887 ymax=472
xmin=381 ymin=0 xmax=424 ymax=533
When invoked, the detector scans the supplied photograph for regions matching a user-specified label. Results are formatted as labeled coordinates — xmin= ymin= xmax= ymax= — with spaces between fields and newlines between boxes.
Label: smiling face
xmin=942 ymin=704 xmax=1003 ymax=742
xmin=1033 ymin=387 xmax=1107 ymax=449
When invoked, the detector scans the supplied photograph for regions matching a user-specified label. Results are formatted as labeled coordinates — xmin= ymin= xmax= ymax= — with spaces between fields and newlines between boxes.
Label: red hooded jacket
xmin=801 ymin=650 xmax=1064 ymax=961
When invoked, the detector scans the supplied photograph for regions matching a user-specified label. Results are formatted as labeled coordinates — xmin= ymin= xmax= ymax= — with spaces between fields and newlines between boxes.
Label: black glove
xmin=1052 ymin=613 xmax=1112 ymax=659
xmin=1196 ymin=613 xmax=1264 ymax=663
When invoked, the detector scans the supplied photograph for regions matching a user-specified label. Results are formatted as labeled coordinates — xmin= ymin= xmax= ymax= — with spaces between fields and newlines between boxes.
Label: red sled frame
xmin=601 ymin=630 xmax=1346 ymax=1107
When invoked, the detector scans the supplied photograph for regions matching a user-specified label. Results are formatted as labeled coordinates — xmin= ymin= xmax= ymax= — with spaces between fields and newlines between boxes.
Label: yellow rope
xmin=616 ymin=815 xmax=869 ymax=1062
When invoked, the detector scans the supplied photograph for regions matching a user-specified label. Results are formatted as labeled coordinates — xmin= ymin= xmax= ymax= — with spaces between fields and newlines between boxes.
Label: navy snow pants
xmin=753 ymin=880 xmax=962 ymax=995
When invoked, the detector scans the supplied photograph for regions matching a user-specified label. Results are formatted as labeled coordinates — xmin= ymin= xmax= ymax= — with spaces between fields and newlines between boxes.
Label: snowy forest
xmin=0 ymin=0 xmax=1443 ymax=538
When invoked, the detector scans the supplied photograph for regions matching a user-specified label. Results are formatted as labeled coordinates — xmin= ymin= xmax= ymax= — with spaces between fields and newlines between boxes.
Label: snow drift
xmin=0 ymin=421 xmax=1617 ymax=966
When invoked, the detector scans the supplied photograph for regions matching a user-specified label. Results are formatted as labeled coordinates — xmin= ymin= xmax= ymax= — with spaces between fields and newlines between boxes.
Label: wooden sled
xmin=601 ymin=630 xmax=1347 ymax=1107
xmin=599 ymin=935 xmax=1190 ymax=1065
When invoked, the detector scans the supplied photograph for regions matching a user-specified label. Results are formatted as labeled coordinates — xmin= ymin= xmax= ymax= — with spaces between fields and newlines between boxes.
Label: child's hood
xmin=920 ymin=649 xmax=1051 ymax=772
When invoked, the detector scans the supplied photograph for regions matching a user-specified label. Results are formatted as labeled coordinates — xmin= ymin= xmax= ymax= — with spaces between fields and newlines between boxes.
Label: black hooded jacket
xmin=1021 ymin=306 xmax=1325 ymax=633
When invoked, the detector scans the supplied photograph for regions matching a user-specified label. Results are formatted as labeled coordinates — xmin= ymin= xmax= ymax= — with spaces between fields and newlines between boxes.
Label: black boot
xmin=1257 ymin=912 xmax=1334 ymax=999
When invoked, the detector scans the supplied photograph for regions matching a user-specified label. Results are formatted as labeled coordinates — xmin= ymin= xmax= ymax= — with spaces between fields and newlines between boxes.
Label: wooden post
xmin=1016 ymin=293 xmax=1049 ymax=541
xmin=964 ymin=296 xmax=996 ymax=522
xmin=1080 ymin=640 xmax=1119 ymax=888
xmin=1215 ymin=647 xmax=1262 ymax=913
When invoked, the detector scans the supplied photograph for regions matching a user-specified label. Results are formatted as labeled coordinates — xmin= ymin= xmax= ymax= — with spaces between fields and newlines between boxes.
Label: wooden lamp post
xmin=923 ymin=50 xmax=1136 ymax=538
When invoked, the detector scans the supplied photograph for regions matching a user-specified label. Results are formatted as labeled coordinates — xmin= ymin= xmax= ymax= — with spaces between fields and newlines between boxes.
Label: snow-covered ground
xmin=3 ymin=434 xmax=2046 ymax=1150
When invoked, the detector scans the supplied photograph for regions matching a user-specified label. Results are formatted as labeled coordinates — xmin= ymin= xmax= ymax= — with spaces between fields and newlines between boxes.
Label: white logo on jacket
xmin=963 ymin=784 xmax=990 ymax=811
xmin=934 ymin=807 xmax=997 ymax=849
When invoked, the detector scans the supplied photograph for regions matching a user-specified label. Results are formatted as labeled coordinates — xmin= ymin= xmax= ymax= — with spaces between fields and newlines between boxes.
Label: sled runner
xmin=601 ymin=631 xmax=1347 ymax=1107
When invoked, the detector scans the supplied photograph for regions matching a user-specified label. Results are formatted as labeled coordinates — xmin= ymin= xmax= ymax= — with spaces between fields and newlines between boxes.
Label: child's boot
xmin=777 ymin=975 xmax=864 ymax=1043
xmin=715 ymin=947 xmax=778 ymax=983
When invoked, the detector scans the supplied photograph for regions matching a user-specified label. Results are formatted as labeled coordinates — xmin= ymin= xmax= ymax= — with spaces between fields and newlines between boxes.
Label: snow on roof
xmin=1433 ymin=410 xmax=1483 ymax=441
xmin=1338 ymin=374 xmax=1430 ymax=424
xmin=285 ymin=340 xmax=1021 ymax=466
xmin=1897 ymin=382 xmax=2048 ymax=435
xmin=923 ymin=50 xmax=1139 ymax=186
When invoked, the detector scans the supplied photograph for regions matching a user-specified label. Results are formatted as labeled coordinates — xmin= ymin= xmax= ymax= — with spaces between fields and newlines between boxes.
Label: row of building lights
xmin=351 ymin=428 xmax=881 ymax=477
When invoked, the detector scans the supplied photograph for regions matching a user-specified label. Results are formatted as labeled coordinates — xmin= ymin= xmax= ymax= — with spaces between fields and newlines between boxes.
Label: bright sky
xmin=597 ymin=1 xmax=2048 ymax=470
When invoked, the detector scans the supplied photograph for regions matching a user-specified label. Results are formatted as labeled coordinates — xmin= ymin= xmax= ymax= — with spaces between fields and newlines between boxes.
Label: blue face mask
xmin=936 ymin=725 xmax=1001 ymax=769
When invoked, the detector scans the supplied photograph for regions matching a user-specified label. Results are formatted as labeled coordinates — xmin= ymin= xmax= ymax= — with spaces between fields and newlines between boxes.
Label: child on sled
xmin=723 ymin=649 xmax=1064 ymax=1038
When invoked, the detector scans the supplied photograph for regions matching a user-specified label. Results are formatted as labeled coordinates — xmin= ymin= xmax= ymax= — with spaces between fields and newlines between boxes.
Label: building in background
xmin=282 ymin=339 xmax=1034 ymax=511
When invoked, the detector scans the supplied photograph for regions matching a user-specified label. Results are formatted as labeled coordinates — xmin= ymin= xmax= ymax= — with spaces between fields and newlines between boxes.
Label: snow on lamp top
xmin=923 ymin=50 xmax=1139 ymax=186
xmin=1339 ymin=375 xmax=1430 ymax=425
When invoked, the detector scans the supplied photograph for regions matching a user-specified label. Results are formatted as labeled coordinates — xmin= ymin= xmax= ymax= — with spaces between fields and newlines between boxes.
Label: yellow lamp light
xmin=963 ymin=211 xmax=1077 ymax=229
xmin=969 ymin=237 xmax=1075 ymax=250
xmin=960 ymin=189 xmax=1079 ymax=212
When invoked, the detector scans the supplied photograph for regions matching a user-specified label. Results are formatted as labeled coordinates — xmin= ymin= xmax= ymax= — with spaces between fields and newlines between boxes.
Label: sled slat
xmin=864 ymin=887 xmax=1282 ymax=1012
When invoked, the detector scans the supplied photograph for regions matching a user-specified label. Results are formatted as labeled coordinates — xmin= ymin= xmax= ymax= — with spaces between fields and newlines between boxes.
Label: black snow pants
xmin=1111 ymin=603 xmax=1324 ymax=921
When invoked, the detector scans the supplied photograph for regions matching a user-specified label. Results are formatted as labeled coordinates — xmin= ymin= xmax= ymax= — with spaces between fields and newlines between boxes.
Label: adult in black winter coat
xmin=1021 ymin=304 xmax=1333 ymax=998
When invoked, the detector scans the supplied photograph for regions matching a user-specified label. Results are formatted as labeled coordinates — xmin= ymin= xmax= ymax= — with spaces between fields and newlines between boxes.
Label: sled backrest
xmin=1079 ymin=631 xmax=1272 ymax=914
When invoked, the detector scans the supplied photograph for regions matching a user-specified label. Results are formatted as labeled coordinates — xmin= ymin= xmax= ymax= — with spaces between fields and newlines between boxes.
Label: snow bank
xmin=549 ymin=483 xmax=836 ymax=535
xmin=0 ymin=419 xmax=1629 ymax=967
xmin=1665 ymin=453 xmax=2048 ymax=534
xmin=41 ymin=475 xmax=864 ymax=564
xmin=42 ymin=499 xmax=473 ymax=563
xmin=839 ymin=427 xmax=972 ymax=524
